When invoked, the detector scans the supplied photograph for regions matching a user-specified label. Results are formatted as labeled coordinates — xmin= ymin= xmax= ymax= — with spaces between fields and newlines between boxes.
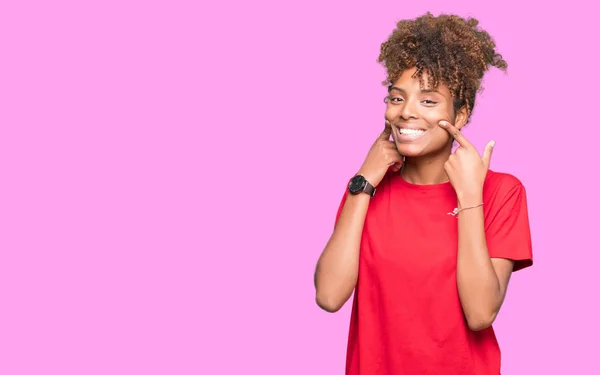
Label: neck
xmin=401 ymin=143 xmax=453 ymax=185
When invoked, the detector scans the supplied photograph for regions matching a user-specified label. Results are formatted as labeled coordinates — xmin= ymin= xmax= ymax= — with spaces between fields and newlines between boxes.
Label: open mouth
xmin=394 ymin=127 xmax=427 ymax=142
xmin=399 ymin=128 xmax=425 ymax=136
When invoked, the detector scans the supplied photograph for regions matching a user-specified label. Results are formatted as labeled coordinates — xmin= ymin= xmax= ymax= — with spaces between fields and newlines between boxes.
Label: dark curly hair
xmin=378 ymin=12 xmax=507 ymax=120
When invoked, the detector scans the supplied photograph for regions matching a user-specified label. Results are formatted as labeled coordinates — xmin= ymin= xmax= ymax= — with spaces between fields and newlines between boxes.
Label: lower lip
xmin=395 ymin=127 xmax=427 ymax=142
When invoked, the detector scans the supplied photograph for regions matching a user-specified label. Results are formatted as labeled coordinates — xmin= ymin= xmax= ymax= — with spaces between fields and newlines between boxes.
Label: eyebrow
xmin=388 ymin=86 xmax=440 ymax=94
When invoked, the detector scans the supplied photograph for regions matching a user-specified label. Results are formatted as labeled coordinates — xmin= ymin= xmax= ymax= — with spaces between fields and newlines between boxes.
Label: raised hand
xmin=438 ymin=120 xmax=494 ymax=205
xmin=357 ymin=120 xmax=404 ymax=188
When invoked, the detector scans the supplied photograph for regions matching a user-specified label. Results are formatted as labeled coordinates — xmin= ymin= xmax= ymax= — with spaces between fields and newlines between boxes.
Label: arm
xmin=314 ymin=121 xmax=402 ymax=313
xmin=439 ymin=120 xmax=532 ymax=331
xmin=455 ymin=193 xmax=514 ymax=331
xmin=314 ymin=193 xmax=370 ymax=313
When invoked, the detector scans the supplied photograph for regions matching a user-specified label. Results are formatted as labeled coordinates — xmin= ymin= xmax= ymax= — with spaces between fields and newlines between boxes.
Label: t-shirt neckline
xmin=393 ymin=168 xmax=456 ymax=193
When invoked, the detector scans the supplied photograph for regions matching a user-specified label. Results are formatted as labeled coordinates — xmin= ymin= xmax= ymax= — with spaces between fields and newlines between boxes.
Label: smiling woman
xmin=384 ymin=67 xmax=467 ymax=161
xmin=313 ymin=11 xmax=533 ymax=375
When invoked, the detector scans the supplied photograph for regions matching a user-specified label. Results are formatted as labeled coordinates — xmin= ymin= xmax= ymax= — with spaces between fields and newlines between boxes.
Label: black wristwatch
xmin=348 ymin=174 xmax=376 ymax=197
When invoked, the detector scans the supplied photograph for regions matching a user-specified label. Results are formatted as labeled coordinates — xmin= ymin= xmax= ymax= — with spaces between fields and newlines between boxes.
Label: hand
xmin=357 ymin=121 xmax=403 ymax=188
xmin=439 ymin=120 xmax=494 ymax=206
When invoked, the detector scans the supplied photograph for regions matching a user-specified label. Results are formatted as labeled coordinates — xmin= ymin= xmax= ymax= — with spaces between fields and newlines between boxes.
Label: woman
xmin=313 ymin=12 xmax=533 ymax=375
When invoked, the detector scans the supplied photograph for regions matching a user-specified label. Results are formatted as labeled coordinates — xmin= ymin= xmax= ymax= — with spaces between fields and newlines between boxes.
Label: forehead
xmin=391 ymin=67 xmax=451 ymax=96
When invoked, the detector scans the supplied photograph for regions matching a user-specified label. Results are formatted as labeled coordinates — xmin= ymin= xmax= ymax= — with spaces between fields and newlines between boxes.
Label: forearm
xmin=456 ymin=194 xmax=502 ymax=330
xmin=314 ymin=193 xmax=370 ymax=312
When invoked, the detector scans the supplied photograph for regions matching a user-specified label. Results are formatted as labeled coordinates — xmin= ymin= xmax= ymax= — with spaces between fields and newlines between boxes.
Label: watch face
xmin=348 ymin=175 xmax=366 ymax=193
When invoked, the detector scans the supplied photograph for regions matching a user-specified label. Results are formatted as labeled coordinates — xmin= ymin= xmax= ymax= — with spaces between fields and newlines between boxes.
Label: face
xmin=385 ymin=67 xmax=468 ymax=158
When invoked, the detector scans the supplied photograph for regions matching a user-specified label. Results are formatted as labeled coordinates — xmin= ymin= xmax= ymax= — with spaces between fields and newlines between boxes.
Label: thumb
xmin=482 ymin=140 xmax=495 ymax=169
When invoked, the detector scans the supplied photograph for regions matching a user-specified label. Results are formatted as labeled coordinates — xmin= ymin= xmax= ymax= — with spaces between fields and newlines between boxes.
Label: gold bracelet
xmin=447 ymin=202 xmax=484 ymax=217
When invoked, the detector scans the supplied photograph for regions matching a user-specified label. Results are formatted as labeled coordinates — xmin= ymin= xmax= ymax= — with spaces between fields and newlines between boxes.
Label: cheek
xmin=427 ymin=126 xmax=452 ymax=146
xmin=384 ymin=106 xmax=396 ymax=121
xmin=421 ymin=107 xmax=453 ymax=129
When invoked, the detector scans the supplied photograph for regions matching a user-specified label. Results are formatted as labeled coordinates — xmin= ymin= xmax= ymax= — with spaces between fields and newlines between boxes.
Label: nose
xmin=400 ymin=98 xmax=418 ymax=120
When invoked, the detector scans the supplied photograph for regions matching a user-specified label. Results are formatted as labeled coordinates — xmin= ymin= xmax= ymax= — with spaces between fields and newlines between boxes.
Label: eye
xmin=390 ymin=97 xmax=404 ymax=104
xmin=422 ymin=100 xmax=438 ymax=105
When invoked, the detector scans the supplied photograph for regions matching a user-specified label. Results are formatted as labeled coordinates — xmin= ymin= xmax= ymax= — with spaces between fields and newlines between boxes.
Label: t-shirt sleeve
xmin=485 ymin=182 xmax=533 ymax=271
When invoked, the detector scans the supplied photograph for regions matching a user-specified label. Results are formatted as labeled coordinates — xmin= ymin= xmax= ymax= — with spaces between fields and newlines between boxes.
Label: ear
xmin=454 ymin=105 xmax=470 ymax=131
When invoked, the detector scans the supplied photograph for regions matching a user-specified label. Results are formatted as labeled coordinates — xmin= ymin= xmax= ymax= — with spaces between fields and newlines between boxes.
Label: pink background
xmin=1 ymin=0 xmax=598 ymax=374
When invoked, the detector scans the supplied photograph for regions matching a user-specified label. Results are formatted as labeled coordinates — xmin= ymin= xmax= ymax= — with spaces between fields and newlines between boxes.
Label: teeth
xmin=399 ymin=128 xmax=425 ymax=135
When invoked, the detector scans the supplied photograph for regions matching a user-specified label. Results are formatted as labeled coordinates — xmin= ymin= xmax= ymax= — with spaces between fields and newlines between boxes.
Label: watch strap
xmin=363 ymin=181 xmax=375 ymax=197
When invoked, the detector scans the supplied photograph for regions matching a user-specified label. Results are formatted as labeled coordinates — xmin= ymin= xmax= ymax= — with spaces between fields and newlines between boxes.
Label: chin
xmin=396 ymin=142 xmax=428 ymax=157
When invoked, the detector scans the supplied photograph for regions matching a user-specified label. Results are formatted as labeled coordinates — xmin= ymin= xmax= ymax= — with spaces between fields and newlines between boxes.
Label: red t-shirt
xmin=334 ymin=169 xmax=533 ymax=375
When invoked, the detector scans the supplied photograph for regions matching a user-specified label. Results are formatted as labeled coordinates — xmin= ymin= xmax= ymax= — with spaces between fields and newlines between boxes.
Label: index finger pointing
xmin=379 ymin=120 xmax=392 ymax=140
xmin=439 ymin=120 xmax=472 ymax=148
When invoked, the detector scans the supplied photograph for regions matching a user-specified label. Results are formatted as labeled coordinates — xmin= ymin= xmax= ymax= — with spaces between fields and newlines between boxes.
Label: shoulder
xmin=483 ymin=169 xmax=530 ymax=223
xmin=484 ymin=169 xmax=526 ymax=198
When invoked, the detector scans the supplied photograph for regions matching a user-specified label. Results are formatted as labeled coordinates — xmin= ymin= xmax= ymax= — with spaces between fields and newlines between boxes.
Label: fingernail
xmin=490 ymin=140 xmax=496 ymax=147
xmin=439 ymin=121 xmax=447 ymax=127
